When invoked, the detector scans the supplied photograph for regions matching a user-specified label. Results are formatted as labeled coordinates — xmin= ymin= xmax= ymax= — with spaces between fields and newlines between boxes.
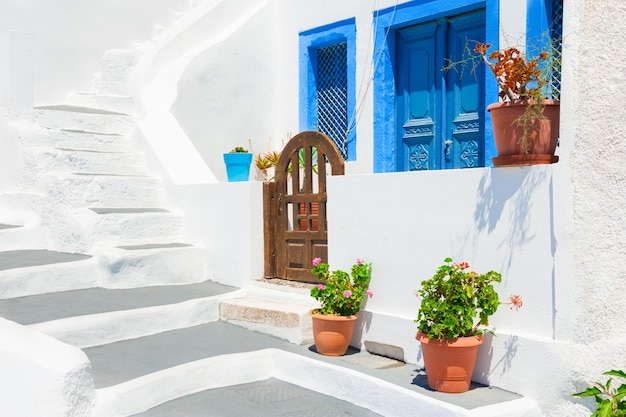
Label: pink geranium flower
xmin=366 ymin=289 xmax=374 ymax=298
xmin=312 ymin=257 xmax=322 ymax=266
xmin=343 ymin=290 xmax=352 ymax=298
xmin=317 ymin=283 xmax=325 ymax=291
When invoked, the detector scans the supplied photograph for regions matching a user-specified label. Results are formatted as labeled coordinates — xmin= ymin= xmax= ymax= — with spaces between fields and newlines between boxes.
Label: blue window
xmin=299 ymin=19 xmax=356 ymax=161
xmin=373 ymin=0 xmax=500 ymax=172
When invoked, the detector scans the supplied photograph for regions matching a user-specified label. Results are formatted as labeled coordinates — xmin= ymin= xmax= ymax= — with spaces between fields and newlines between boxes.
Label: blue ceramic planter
xmin=223 ymin=152 xmax=253 ymax=182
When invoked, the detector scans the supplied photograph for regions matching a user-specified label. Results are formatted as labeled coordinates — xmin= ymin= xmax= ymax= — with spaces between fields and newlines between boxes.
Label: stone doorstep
xmin=220 ymin=297 xmax=315 ymax=345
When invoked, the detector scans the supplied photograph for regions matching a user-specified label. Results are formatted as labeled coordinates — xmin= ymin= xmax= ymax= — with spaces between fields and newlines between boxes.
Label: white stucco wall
xmin=325 ymin=165 xmax=584 ymax=413
xmin=166 ymin=181 xmax=264 ymax=289
xmin=0 ymin=318 xmax=95 ymax=417
xmin=0 ymin=108 xmax=21 ymax=192
xmin=159 ymin=0 xmax=404 ymax=182
xmin=0 ymin=0 xmax=194 ymax=105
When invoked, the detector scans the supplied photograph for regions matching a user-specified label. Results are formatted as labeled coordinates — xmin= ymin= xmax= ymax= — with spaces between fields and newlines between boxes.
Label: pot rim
xmin=415 ymin=331 xmax=484 ymax=346
xmin=309 ymin=310 xmax=359 ymax=320
xmin=487 ymin=99 xmax=560 ymax=111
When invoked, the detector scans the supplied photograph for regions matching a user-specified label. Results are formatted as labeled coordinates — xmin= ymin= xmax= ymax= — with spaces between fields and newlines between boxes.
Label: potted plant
xmin=415 ymin=257 xmax=522 ymax=393
xmin=223 ymin=146 xmax=253 ymax=182
xmin=573 ymin=369 xmax=626 ymax=417
xmin=474 ymin=42 xmax=561 ymax=166
xmin=254 ymin=150 xmax=281 ymax=181
xmin=309 ymin=257 xmax=373 ymax=356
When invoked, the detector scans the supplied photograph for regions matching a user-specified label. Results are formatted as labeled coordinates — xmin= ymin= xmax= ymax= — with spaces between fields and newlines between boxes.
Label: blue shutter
xmin=445 ymin=11 xmax=486 ymax=169
xmin=397 ymin=21 xmax=440 ymax=171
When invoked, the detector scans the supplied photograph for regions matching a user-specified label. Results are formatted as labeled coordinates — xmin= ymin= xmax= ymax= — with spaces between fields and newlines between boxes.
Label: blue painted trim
xmin=483 ymin=0 xmax=499 ymax=166
xmin=299 ymin=18 xmax=357 ymax=160
xmin=526 ymin=0 xmax=550 ymax=52
xmin=373 ymin=0 xmax=499 ymax=172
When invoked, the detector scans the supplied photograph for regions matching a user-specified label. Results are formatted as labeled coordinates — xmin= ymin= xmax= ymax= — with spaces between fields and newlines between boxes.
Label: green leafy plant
xmin=255 ymin=146 xmax=318 ymax=181
xmin=310 ymin=258 xmax=373 ymax=316
xmin=573 ymin=370 xmax=626 ymax=417
xmin=415 ymin=257 xmax=522 ymax=340
xmin=229 ymin=146 xmax=249 ymax=153
xmin=255 ymin=150 xmax=281 ymax=181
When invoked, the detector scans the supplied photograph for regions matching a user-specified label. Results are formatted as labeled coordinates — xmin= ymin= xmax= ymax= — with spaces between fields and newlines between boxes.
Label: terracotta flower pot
xmin=488 ymin=100 xmax=560 ymax=167
xmin=310 ymin=311 xmax=358 ymax=356
xmin=416 ymin=332 xmax=483 ymax=393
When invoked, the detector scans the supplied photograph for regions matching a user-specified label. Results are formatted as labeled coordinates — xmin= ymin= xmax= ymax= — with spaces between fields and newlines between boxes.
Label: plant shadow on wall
xmin=412 ymin=333 xmax=521 ymax=390
xmin=473 ymin=168 xmax=548 ymax=273
xmin=474 ymin=334 xmax=520 ymax=382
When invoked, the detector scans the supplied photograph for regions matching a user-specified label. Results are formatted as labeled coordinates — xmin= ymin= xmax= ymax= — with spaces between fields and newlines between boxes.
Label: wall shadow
xmin=473 ymin=167 xmax=548 ymax=274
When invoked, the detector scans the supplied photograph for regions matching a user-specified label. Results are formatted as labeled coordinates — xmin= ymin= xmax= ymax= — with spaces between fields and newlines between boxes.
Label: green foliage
xmin=310 ymin=258 xmax=372 ymax=316
xmin=573 ymin=370 xmax=626 ymax=417
xmin=229 ymin=146 xmax=249 ymax=153
xmin=415 ymin=257 xmax=505 ymax=340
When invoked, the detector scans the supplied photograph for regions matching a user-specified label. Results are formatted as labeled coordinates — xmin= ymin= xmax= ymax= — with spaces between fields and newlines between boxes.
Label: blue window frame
xmin=373 ymin=0 xmax=500 ymax=173
xmin=299 ymin=19 xmax=357 ymax=161
xmin=526 ymin=0 xmax=564 ymax=99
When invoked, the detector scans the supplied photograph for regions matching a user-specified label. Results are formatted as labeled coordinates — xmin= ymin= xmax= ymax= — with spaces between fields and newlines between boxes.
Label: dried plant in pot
xmin=475 ymin=42 xmax=561 ymax=166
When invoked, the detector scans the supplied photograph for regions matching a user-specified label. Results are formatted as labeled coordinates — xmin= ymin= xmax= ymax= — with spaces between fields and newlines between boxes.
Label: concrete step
xmin=24 ymin=147 xmax=147 ymax=176
xmin=78 ymin=208 xmax=184 ymax=247
xmin=13 ymin=120 xmax=132 ymax=152
xmin=97 ymin=243 xmax=208 ymax=288
xmin=0 ymin=192 xmax=46 ymax=250
xmin=83 ymin=322 xmax=538 ymax=417
xmin=219 ymin=283 xmax=319 ymax=345
xmin=67 ymin=93 xmax=134 ymax=115
xmin=33 ymin=105 xmax=135 ymax=136
xmin=0 ymin=280 xmax=242 ymax=348
xmin=0 ymin=222 xmax=46 ymax=251
xmin=0 ymin=249 xmax=99 ymax=299
xmin=46 ymin=173 xmax=162 ymax=208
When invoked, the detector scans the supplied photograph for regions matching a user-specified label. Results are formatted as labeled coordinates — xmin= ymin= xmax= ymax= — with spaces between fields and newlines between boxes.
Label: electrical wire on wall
xmin=345 ymin=0 xmax=398 ymax=142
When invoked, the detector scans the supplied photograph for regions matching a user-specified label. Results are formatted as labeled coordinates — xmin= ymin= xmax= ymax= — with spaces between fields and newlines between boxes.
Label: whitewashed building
xmin=0 ymin=1 xmax=624 ymax=416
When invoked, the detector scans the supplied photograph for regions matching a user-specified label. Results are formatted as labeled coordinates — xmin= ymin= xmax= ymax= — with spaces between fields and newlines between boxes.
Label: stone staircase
xmin=7 ymin=92 xmax=207 ymax=281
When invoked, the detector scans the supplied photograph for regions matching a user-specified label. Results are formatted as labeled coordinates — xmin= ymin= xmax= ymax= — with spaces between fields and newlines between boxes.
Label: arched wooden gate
xmin=263 ymin=131 xmax=344 ymax=282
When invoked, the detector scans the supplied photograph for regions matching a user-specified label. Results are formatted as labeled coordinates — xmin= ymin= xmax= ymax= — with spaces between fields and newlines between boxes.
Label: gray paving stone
xmin=84 ymin=321 xmax=523 ymax=411
xmin=0 ymin=281 xmax=237 ymax=325
xmin=129 ymin=378 xmax=383 ymax=417
xmin=0 ymin=249 xmax=91 ymax=271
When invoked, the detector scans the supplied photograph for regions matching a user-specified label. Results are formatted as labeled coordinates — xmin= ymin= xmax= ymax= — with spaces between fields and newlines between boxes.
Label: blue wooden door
xmin=396 ymin=10 xmax=485 ymax=170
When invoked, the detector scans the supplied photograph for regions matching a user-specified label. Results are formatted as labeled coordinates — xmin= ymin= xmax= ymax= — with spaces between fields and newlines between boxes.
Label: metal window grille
xmin=549 ymin=0 xmax=563 ymax=99
xmin=316 ymin=42 xmax=348 ymax=160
